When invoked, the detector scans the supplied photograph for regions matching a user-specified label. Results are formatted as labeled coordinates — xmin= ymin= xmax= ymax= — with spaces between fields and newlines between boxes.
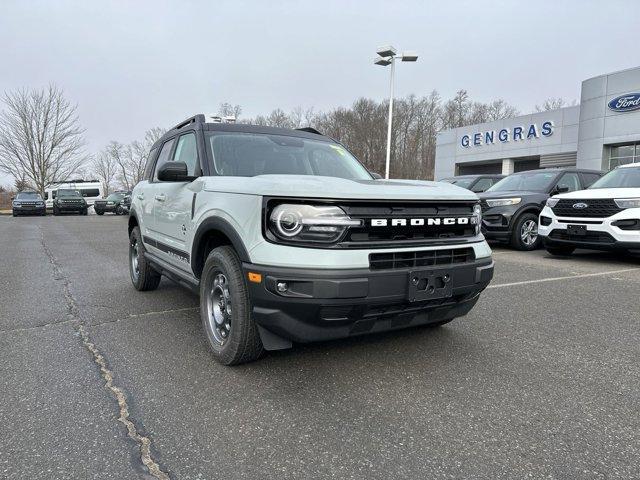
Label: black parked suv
xmin=478 ymin=168 xmax=603 ymax=250
xmin=53 ymin=188 xmax=88 ymax=215
xmin=94 ymin=191 xmax=132 ymax=215
xmin=12 ymin=191 xmax=46 ymax=216
xmin=441 ymin=174 xmax=505 ymax=193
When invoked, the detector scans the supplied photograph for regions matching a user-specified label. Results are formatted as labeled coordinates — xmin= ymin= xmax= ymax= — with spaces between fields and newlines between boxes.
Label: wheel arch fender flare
xmin=191 ymin=217 xmax=251 ymax=278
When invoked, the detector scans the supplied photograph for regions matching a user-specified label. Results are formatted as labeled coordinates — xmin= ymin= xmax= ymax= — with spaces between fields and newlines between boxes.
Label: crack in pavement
xmin=38 ymin=228 xmax=170 ymax=480
xmin=91 ymin=307 xmax=199 ymax=327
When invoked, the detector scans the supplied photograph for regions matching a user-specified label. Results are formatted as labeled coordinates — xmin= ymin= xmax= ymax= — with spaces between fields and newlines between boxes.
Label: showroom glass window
xmin=609 ymin=142 xmax=639 ymax=169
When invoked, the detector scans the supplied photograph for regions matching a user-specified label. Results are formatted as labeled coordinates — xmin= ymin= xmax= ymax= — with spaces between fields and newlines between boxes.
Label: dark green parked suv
xmin=53 ymin=189 xmax=88 ymax=215
xmin=94 ymin=191 xmax=131 ymax=215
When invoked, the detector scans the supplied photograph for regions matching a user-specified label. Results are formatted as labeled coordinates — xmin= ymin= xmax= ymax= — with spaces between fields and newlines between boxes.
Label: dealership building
xmin=435 ymin=66 xmax=640 ymax=179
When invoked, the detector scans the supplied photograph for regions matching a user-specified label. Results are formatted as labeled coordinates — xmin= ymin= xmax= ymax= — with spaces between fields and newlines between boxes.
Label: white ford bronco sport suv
xmin=540 ymin=163 xmax=640 ymax=255
xmin=128 ymin=114 xmax=494 ymax=365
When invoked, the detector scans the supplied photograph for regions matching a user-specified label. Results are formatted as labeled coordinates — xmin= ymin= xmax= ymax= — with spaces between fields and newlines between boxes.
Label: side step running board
xmin=144 ymin=251 xmax=200 ymax=293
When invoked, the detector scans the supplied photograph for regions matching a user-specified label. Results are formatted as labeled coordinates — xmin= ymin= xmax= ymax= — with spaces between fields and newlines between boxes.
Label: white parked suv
xmin=128 ymin=114 xmax=494 ymax=365
xmin=539 ymin=163 xmax=640 ymax=255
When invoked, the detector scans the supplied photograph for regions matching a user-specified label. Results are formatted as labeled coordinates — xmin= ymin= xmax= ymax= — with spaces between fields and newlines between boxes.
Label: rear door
xmin=153 ymin=131 xmax=201 ymax=271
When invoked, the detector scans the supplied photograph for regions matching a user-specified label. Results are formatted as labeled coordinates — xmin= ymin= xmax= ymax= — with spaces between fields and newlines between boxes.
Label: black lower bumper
xmin=244 ymin=258 xmax=494 ymax=347
xmin=13 ymin=208 xmax=46 ymax=216
xmin=543 ymin=235 xmax=640 ymax=252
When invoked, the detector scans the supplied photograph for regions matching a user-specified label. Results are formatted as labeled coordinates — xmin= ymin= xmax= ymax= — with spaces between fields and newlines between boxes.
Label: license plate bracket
xmin=407 ymin=269 xmax=453 ymax=302
xmin=567 ymin=224 xmax=587 ymax=236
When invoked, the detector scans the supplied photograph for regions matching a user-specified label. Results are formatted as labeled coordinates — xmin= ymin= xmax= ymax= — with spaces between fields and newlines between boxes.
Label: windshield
xmin=487 ymin=171 xmax=557 ymax=192
xmin=107 ymin=193 xmax=124 ymax=201
xmin=57 ymin=189 xmax=81 ymax=197
xmin=16 ymin=192 xmax=41 ymax=200
xmin=589 ymin=166 xmax=640 ymax=188
xmin=206 ymin=132 xmax=372 ymax=180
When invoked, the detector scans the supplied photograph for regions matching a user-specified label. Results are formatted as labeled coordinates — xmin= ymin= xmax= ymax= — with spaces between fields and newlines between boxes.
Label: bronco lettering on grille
xmin=371 ymin=217 xmax=473 ymax=227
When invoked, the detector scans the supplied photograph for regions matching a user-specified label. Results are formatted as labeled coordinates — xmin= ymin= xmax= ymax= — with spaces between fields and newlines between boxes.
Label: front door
xmin=154 ymin=132 xmax=202 ymax=271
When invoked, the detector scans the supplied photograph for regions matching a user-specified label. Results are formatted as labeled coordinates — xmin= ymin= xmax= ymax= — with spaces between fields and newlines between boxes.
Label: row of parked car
xmin=11 ymin=190 xmax=131 ymax=216
xmin=442 ymin=163 xmax=640 ymax=255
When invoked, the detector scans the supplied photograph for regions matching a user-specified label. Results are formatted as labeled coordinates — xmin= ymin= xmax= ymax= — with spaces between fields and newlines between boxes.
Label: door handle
xmin=137 ymin=194 xmax=144 ymax=200
xmin=155 ymin=194 xmax=166 ymax=202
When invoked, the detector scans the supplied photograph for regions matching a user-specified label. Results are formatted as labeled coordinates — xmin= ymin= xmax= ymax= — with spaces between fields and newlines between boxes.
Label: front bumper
xmin=55 ymin=202 xmax=86 ymax=211
xmin=95 ymin=203 xmax=117 ymax=212
xmin=539 ymin=205 xmax=640 ymax=251
xmin=13 ymin=205 xmax=46 ymax=215
xmin=480 ymin=205 xmax=519 ymax=241
xmin=244 ymin=257 xmax=494 ymax=346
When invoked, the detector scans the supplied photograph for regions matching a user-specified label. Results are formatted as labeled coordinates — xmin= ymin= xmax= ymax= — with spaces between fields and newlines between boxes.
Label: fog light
xmin=540 ymin=216 xmax=552 ymax=226
xmin=276 ymin=282 xmax=288 ymax=293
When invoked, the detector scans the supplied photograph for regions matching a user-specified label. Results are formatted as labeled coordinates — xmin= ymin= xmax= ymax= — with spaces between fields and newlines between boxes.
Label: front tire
xmin=200 ymin=246 xmax=263 ymax=366
xmin=546 ymin=245 xmax=575 ymax=256
xmin=82 ymin=208 xmax=88 ymax=215
xmin=96 ymin=210 xmax=104 ymax=215
xmin=511 ymin=213 xmax=541 ymax=250
xmin=115 ymin=205 xmax=124 ymax=215
xmin=129 ymin=227 xmax=161 ymax=291
xmin=53 ymin=205 xmax=59 ymax=216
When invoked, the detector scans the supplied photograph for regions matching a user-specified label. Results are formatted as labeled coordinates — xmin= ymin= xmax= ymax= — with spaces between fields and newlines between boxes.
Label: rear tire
xmin=129 ymin=226 xmax=161 ymax=291
xmin=200 ymin=245 xmax=264 ymax=366
xmin=511 ymin=213 xmax=541 ymax=251
xmin=546 ymin=245 xmax=575 ymax=256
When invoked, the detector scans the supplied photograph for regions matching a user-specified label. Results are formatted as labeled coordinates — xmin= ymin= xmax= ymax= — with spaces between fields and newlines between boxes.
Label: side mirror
xmin=555 ymin=185 xmax=570 ymax=194
xmin=370 ymin=172 xmax=383 ymax=180
xmin=158 ymin=161 xmax=190 ymax=182
xmin=11 ymin=196 xmax=15 ymax=201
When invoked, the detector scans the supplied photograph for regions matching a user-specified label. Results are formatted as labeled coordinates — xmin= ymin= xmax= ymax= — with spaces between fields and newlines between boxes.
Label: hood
xmin=478 ymin=190 xmax=544 ymax=199
xmin=201 ymin=175 xmax=478 ymax=201
xmin=553 ymin=188 xmax=640 ymax=199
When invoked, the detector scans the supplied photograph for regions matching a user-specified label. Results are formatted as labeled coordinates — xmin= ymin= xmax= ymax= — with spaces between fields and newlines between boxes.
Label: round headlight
xmin=275 ymin=209 xmax=303 ymax=237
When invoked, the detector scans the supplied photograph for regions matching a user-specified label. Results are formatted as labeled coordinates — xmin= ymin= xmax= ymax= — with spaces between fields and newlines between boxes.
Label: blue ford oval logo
xmin=573 ymin=202 xmax=588 ymax=209
xmin=608 ymin=93 xmax=640 ymax=112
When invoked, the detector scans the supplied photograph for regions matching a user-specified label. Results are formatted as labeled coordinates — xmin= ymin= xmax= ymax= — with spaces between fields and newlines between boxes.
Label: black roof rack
xmin=296 ymin=127 xmax=323 ymax=135
xmin=173 ymin=114 xmax=206 ymax=131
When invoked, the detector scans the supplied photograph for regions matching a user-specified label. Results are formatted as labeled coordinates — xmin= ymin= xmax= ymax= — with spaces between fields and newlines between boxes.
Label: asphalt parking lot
xmin=1 ymin=215 xmax=639 ymax=479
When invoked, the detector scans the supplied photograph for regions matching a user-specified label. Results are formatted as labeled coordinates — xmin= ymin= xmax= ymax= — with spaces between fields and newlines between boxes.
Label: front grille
xmin=369 ymin=247 xmax=475 ymax=270
xmin=552 ymin=199 xmax=623 ymax=218
xmin=341 ymin=201 xmax=477 ymax=246
xmin=549 ymin=229 xmax=616 ymax=244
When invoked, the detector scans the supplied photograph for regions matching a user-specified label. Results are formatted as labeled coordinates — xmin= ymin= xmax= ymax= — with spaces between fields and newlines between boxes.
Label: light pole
xmin=374 ymin=46 xmax=418 ymax=179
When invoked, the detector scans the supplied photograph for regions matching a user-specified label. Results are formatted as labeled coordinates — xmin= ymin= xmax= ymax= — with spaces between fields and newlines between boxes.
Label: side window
xmin=173 ymin=133 xmax=199 ymax=176
xmin=471 ymin=178 xmax=493 ymax=192
xmin=556 ymin=172 xmax=581 ymax=192
xmin=153 ymin=139 xmax=176 ymax=181
xmin=143 ymin=147 xmax=159 ymax=181
xmin=582 ymin=172 xmax=601 ymax=188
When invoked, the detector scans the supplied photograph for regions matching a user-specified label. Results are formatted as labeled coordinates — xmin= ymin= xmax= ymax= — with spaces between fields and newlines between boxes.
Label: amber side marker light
xmin=248 ymin=272 xmax=262 ymax=283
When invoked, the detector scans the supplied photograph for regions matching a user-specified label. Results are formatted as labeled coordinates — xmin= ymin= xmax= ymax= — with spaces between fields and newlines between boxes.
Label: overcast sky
xmin=1 ymin=0 xmax=637 ymax=187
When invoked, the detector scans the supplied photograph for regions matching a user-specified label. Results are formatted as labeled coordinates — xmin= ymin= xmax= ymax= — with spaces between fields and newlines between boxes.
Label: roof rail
xmin=296 ymin=127 xmax=323 ymax=135
xmin=173 ymin=114 xmax=206 ymax=131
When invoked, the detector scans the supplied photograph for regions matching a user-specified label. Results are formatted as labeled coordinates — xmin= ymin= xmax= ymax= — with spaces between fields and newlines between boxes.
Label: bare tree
xmin=0 ymin=85 xmax=86 ymax=196
xmin=535 ymin=97 xmax=578 ymax=112
xmin=91 ymin=151 xmax=117 ymax=196
xmin=218 ymin=103 xmax=242 ymax=120
xmin=105 ymin=127 xmax=166 ymax=191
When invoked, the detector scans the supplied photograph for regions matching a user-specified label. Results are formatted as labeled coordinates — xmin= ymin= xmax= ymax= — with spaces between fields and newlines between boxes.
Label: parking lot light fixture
xmin=374 ymin=45 xmax=418 ymax=179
